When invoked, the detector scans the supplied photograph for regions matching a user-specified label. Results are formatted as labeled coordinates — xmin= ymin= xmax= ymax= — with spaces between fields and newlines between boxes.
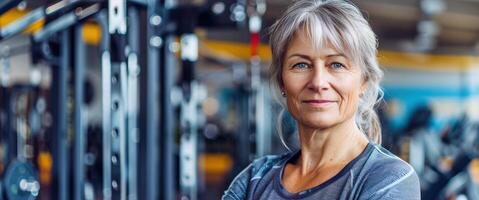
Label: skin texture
xmin=280 ymin=29 xmax=370 ymax=193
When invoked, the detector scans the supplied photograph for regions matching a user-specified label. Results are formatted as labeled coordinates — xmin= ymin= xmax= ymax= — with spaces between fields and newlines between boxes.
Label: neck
xmin=295 ymin=117 xmax=369 ymax=175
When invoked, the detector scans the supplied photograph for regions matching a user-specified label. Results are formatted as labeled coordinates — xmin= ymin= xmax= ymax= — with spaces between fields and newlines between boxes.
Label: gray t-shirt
xmin=222 ymin=143 xmax=421 ymax=200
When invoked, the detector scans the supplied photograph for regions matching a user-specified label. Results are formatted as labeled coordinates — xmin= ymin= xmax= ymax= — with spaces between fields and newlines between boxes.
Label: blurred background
xmin=1 ymin=0 xmax=479 ymax=199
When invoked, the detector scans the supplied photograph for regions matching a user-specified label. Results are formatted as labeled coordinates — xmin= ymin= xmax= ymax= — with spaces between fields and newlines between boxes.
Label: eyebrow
xmin=286 ymin=54 xmax=311 ymax=60
xmin=286 ymin=53 xmax=347 ymax=60
xmin=326 ymin=53 xmax=347 ymax=58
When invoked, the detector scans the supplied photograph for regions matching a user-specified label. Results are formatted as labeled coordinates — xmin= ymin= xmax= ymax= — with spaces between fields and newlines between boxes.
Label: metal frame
xmin=145 ymin=0 xmax=160 ymax=199
xmin=73 ymin=23 xmax=86 ymax=200
xmin=0 ymin=1 xmax=171 ymax=200
xmin=160 ymin=31 xmax=177 ymax=200
xmin=98 ymin=10 xmax=113 ymax=200
xmin=107 ymin=0 xmax=128 ymax=199
xmin=0 ymin=7 xmax=44 ymax=41
xmin=0 ymin=1 xmax=249 ymax=200
xmin=178 ymin=26 xmax=202 ymax=200
xmin=51 ymin=28 xmax=70 ymax=200
xmin=127 ymin=5 xmax=140 ymax=200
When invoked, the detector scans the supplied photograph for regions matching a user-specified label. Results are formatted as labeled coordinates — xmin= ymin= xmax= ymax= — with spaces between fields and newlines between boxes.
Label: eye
xmin=330 ymin=62 xmax=345 ymax=70
xmin=292 ymin=63 xmax=310 ymax=70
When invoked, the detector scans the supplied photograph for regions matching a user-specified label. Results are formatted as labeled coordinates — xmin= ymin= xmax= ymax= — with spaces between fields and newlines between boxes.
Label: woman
xmin=222 ymin=0 xmax=421 ymax=199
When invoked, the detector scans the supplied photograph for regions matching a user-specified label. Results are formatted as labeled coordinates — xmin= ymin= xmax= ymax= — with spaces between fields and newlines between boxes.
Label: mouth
xmin=302 ymin=99 xmax=336 ymax=107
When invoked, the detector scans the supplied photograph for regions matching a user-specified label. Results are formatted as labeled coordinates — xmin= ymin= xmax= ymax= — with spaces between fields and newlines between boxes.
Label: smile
xmin=302 ymin=100 xmax=336 ymax=107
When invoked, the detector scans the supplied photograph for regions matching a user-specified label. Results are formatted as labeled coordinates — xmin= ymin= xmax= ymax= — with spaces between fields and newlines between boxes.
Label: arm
xmin=221 ymin=154 xmax=286 ymax=200
xmin=222 ymin=164 xmax=253 ymax=200
xmin=363 ymin=168 xmax=421 ymax=200
xmin=359 ymin=159 xmax=421 ymax=200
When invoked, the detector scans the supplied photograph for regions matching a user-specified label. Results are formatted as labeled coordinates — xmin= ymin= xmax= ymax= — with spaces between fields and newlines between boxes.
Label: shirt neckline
xmin=274 ymin=142 xmax=373 ymax=199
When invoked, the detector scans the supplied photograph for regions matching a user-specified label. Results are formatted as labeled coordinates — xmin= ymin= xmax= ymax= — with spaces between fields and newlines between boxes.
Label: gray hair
xmin=269 ymin=0 xmax=384 ymax=145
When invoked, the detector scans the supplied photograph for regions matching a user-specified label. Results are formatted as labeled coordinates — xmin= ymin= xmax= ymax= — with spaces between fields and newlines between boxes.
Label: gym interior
xmin=1 ymin=0 xmax=479 ymax=199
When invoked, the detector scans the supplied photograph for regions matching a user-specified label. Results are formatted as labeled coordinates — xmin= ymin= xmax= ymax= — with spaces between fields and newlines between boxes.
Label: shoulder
xmin=222 ymin=152 xmax=292 ymax=200
xmin=358 ymin=144 xmax=421 ymax=199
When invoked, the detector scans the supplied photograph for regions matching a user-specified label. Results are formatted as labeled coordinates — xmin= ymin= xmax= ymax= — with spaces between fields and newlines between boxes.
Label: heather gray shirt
xmin=222 ymin=143 xmax=421 ymax=200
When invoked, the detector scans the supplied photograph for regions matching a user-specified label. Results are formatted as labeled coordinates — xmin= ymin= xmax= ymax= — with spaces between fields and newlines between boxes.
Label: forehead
xmin=286 ymin=29 xmax=347 ymax=58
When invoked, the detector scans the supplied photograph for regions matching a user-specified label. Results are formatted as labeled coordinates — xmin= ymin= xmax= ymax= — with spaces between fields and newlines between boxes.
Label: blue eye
xmin=331 ymin=62 xmax=345 ymax=70
xmin=293 ymin=63 xmax=310 ymax=70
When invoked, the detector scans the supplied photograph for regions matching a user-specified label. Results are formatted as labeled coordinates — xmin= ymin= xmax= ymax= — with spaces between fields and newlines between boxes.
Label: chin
xmin=300 ymin=114 xmax=339 ymax=130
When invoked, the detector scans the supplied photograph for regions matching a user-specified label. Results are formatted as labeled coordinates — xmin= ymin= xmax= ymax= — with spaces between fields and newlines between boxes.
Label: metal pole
xmin=178 ymin=17 xmax=202 ymax=200
xmin=161 ymin=34 xmax=176 ymax=200
xmin=0 ymin=7 xmax=44 ymax=41
xmin=51 ymin=29 xmax=70 ymax=200
xmin=97 ymin=11 xmax=112 ymax=200
xmin=108 ymin=0 xmax=127 ymax=199
xmin=73 ymin=23 xmax=86 ymax=200
xmin=0 ymin=52 xmax=13 ymax=166
xmin=146 ymin=0 xmax=160 ymax=198
xmin=127 ymin=6 xmax=140 ymax=200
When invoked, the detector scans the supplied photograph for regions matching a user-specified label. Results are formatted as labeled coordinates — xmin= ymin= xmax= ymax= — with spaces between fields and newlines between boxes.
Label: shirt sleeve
xmin=222 ymin=154 xmax=287 ymax=200
xmin=221 ymin=163 xmax=253 ymax=200
xmin=359 ymin=159 xmax=421 ymax=200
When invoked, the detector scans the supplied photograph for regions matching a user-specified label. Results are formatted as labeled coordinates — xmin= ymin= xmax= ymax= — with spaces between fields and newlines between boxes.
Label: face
xmin=281 ymin=30 xmax=367 ymax=130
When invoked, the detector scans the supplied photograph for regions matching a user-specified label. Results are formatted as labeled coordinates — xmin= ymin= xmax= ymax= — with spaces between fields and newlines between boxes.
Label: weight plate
xmin=3 ymin=161 xmax=39 ymax=200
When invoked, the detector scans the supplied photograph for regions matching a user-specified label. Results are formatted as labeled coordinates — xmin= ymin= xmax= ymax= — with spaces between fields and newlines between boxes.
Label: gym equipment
xmin=0 ymin=1 xmax=272 ymax=200
xmin=249 ymin=0 xmax=269 ymax=158
xmin=0 ymin=0 xmax=23 ymax=16
xmin=403 ymin=111 xmax=479 ymax=200
xmin=2 ymin=161 xmax=39 ymax=200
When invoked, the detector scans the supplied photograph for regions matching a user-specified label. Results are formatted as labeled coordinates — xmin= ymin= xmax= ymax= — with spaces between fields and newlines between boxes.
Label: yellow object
xmin=200 ymin=153 xmax=233 ymax=183
xmin=82 ymin=22 xmax=101 ymax=45
xmin=378 ymin=50 xmax=479 ymax=72
xmin=200 ymin=39 xmax=272 ymax=61
xmin=0 ymin=8 xmax=100 ymax=45
xmin=38 ymin=151 xmax=53 ymax=185
xmin=0 ymin=9 xmax=44 ymax=34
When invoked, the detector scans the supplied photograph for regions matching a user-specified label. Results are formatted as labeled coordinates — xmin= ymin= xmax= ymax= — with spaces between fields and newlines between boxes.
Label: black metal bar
xmin=161 ymin=34 xmax=176 ymax=200
xmin=73 ymin=23 xmax=86 ymax=200
xmin=138 ymin=8 xmax=148 ymax=200
xmin=51 ymin=29 xmax=70 ymax=200
xmin=0 ymin=87 xmax=8 ymax=163
xmin=4 ymin=87 xmax=14 ymax=165
xmin=146 ymin=0 xmax=160 ymax=199
xmin=108 ymin=0 xmax=127 ymax=199
xmin=237 ymin=86 xmax=251 ymax=167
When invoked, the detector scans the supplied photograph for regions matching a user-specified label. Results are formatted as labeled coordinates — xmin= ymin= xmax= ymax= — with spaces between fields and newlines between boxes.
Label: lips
xmin=302 ymin=99 xmax=336 ymax=107
xmin=303 ymin=100 xmax=335 ymax=103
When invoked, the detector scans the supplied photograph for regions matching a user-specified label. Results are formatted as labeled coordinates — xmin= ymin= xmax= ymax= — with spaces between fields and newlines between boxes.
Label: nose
xmin=307 ymin=63 xmax=328 ymax=92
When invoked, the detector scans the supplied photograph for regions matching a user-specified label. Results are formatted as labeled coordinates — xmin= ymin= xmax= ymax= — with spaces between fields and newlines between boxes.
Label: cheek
xmin=282 ymin=73 xmax=306 ymax=118
xmin=336 ymin=77 xmax=363 ymax=111
xmin=282 ymin=72 xmax=306 ymax=95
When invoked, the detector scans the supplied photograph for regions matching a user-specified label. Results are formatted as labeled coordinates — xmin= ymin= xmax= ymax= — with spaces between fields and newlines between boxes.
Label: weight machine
xmin=0 ymin=0 xmax=271 ymax=199
xmin=0 ymin=1 xmax=154 ymax=199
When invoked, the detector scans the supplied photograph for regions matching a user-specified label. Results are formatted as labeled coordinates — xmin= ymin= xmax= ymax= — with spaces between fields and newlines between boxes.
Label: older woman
xmin=222 ymin=0 xmax=420 ymax=199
